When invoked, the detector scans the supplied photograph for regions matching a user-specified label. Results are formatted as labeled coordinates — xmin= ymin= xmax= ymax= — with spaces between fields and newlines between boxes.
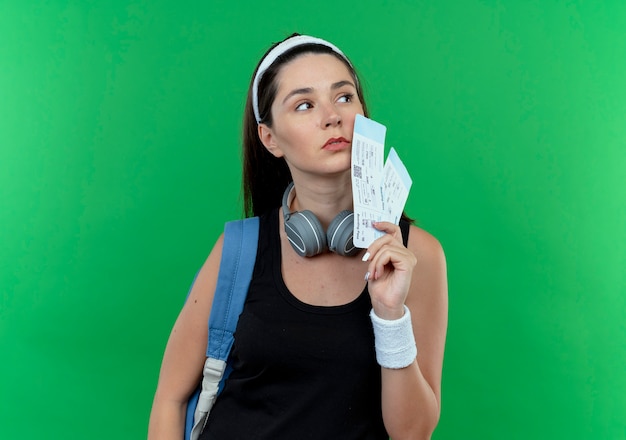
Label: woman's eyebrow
xmin=331 ymin=80 xmax=355 ymax=90
xmin=281 ymin=80 xmax=356 ymax=105
xmin=282 ymin=87 xmax=314 ymax=105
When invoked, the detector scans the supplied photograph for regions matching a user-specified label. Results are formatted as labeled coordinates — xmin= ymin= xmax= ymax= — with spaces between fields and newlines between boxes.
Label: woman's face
xmin=258 ymin=53 xmax=365 ymax=180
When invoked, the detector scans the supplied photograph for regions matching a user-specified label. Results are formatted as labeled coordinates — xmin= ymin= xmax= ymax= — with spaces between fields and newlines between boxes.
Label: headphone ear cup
xmin=284 ymin=210 xmax=328 ymax=257
xmin=327 ymin=211 xmax=358 ymax=257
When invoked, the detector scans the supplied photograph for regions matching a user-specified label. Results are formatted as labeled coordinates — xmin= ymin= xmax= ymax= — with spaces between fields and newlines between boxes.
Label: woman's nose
xmin=324 ymin=108 xmax=342 ymax=127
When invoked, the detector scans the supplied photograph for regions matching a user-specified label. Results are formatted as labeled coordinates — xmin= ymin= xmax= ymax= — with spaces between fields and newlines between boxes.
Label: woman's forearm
xmin=148 ymin=396 xmax=187 ymax=440
xmin=381 ymin=361 xmax=440 ymax=440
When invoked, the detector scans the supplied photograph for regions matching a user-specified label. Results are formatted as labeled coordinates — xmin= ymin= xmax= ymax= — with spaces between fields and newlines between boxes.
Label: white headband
xmin=252 ymin=35 xmax=352 ymax=124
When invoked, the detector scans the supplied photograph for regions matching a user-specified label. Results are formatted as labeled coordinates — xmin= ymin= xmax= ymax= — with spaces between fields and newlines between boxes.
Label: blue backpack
xmin=184 ymin=217 xmax=259 ymax=440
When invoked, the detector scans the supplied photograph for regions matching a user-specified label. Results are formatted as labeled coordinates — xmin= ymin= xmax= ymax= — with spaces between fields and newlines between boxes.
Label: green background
xmin=1 ymin=1 xmax=624 ymax=438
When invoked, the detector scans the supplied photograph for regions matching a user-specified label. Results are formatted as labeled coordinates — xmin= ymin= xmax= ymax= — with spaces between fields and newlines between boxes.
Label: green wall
xmin=1 ymin=1 xmax=624 ymax=438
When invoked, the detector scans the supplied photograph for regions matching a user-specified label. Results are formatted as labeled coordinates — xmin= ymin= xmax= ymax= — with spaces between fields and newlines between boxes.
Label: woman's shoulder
xmin=406 ymin=224 xmax=446 ymax=266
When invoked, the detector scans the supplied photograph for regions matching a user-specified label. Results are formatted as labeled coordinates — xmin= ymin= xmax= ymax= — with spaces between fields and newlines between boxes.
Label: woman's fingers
xmin=363 ymin=222 xmax=415 ymax=281
xmin=368 ymin=242 xmax=416 ymax=280
xmin=373 ymin=221 xmax=402 ymax=240
xmin=362 ymin=222 xmax=402 ymax=262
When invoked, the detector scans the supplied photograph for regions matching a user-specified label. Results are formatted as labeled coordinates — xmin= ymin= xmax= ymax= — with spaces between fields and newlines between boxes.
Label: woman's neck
xmin=288 ymin=175 xmax=353 ymax=228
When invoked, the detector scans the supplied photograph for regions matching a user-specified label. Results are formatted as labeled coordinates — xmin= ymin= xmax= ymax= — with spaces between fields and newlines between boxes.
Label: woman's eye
xmin=337 ymin=93 xmax=354 ymax=103
xmin=295 ymin=102 xmax=313 ymax=111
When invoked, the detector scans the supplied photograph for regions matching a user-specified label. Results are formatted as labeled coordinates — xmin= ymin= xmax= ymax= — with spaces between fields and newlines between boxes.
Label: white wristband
xmin=370 ymin=305 xmax=417 ymax=369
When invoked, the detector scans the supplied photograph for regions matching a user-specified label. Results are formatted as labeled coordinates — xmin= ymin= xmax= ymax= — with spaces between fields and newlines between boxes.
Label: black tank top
xmin=200 ymin=209 xmax=409 ymax=439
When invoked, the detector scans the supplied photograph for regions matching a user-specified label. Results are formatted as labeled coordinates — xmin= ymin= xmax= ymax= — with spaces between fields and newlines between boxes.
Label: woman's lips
xmin=323 ymin=137 xmax=351 ymax=151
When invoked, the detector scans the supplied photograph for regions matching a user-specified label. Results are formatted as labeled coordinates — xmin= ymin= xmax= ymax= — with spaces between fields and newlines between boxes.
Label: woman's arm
xmin=147 ymin=235 xmax=225 ymax=440
xmin=365 ymin=223 xmax=448 ymax=440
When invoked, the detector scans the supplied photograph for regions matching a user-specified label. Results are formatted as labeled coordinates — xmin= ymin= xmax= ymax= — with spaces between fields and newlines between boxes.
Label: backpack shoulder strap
xmin=185 ymin=216 xmax=259 ymax=440
xmin=207 ymin=216 xmax=260 ymax=359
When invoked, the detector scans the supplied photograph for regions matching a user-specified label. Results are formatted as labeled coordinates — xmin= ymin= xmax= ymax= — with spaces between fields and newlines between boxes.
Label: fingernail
xmin=364 ymin=271 xmax=370 ymax=281
xmin=362 ymin=252 xmax=370 ymax=262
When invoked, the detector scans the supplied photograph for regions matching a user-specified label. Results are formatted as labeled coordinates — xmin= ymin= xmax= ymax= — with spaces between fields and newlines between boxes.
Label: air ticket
xmin=351 ymin=114 xmax=412 ymax=248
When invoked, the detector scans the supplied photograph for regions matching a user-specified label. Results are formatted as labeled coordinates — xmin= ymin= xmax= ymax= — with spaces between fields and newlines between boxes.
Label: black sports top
xmin=200 ymin=209 xmax=409 ymax=440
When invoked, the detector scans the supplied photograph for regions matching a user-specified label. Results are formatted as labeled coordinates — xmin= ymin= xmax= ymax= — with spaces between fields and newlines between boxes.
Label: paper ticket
xmin=351 ymin=115 xmax=412 ymax=248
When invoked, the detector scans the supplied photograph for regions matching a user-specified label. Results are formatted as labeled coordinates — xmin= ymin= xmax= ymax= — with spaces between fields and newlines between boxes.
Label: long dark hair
xmin=242 ymin=34 xmax=368 ymax=218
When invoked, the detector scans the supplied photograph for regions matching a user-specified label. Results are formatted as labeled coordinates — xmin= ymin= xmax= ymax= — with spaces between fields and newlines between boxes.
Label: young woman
xmin=149 ymin=34 xmax=448 ymax=440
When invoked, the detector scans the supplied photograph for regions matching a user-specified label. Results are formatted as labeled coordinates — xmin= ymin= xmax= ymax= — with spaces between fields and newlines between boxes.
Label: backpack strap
xmin=206 ymin=217 xmax=260 ymax=360
xmin=185 ymin=217 xmax=260 ymax=440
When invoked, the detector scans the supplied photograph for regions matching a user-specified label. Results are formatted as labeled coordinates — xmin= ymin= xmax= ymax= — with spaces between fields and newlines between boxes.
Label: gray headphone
xmin=282 ymin=182 xmax=359 ymax=257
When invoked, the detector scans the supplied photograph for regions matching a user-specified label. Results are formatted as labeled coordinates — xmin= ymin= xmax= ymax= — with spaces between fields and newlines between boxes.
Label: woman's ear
xmin=258 ymin=123 xmax=284 ymax=158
